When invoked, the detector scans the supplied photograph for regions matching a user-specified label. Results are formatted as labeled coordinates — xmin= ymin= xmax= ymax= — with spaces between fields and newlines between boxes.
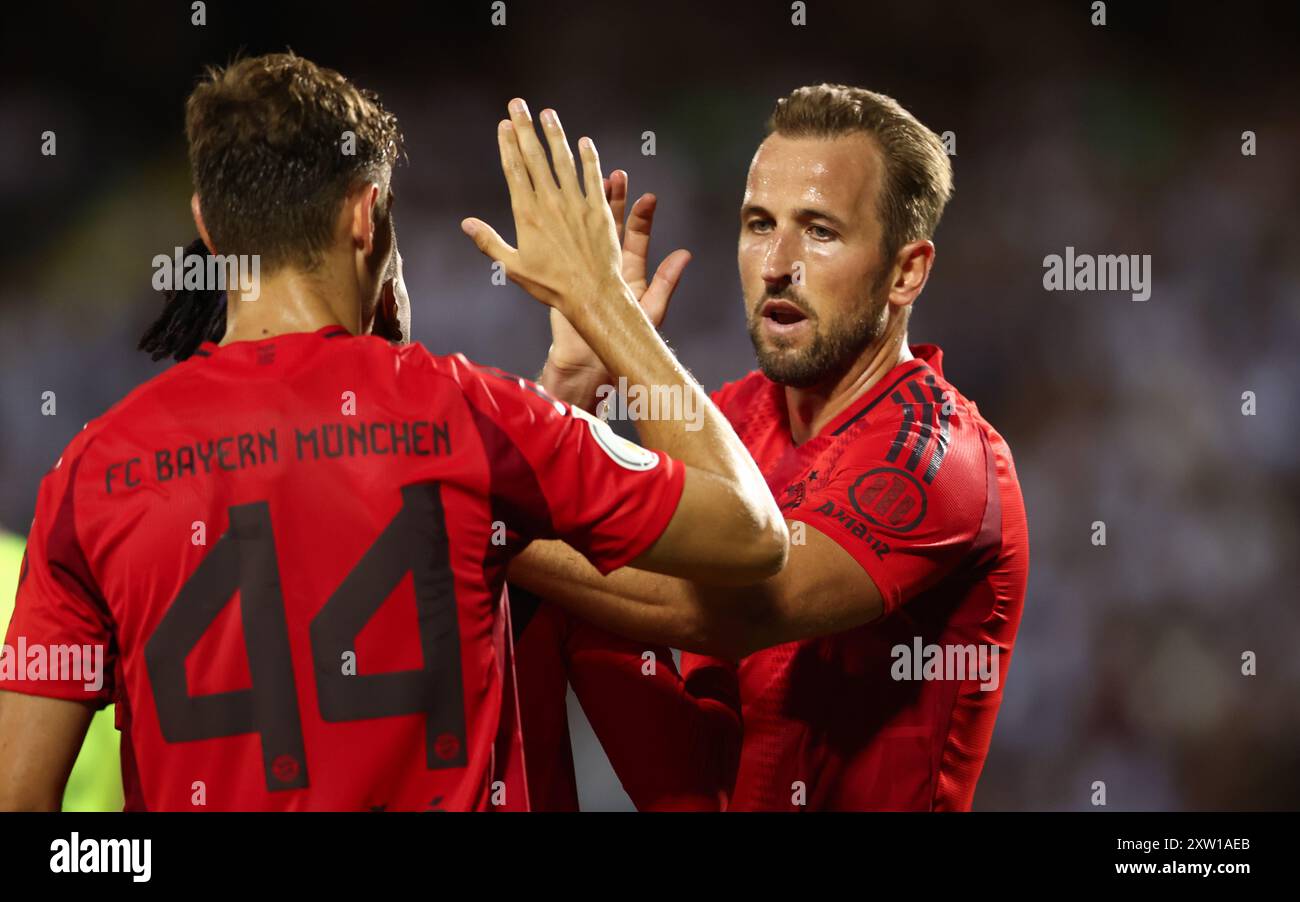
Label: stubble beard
xmin=747 ymin=282 xmax=890 ymax=389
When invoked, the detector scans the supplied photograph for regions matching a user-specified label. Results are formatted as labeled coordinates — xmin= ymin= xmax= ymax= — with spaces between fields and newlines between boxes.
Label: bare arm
xmin=0 ymin=690 xmax=94 ymax=811
xmin=508 ymin=522 xmax=884 ymax=660
xmin=462 ymin=100 xmax=786 ymax=584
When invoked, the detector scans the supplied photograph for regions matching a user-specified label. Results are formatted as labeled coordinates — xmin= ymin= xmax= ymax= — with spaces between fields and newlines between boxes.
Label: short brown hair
xmin=185 ymin=52 xmax=403 ymax=272
xmin=768 ymin=84 xmax=952 ymax=258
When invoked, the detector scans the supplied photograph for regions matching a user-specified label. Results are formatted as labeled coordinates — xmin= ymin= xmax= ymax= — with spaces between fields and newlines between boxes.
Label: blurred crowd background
xmin=1 ymin=0 xmax=1296 ymax=809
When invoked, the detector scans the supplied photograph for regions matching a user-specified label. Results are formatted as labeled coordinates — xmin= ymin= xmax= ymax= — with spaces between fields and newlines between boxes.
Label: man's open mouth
xmin=760 ymin=299 xmax=809 ymax=325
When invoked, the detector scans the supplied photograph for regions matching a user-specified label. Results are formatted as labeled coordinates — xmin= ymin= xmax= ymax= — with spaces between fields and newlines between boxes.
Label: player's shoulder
xmin=54 ymin=335 xmax=423 ymax=469
xmin=407 ymin=345 xmax=516 ymax=389
xmin=58 ymin=354 xmax=209 ymax=462
xmin=410 ymin=347 xmax=569 ymax=422
xmin=361 ymin=340 xmax=528 ymax=395
xmin=829 ymin=348 xmax=995 ymax=505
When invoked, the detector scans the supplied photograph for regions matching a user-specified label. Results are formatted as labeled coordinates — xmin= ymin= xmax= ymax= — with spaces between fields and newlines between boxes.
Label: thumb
xmin=640 ymin=249 xmax=691 ymax=327
xmin=461 ymin=218 xmax=517 ymax=267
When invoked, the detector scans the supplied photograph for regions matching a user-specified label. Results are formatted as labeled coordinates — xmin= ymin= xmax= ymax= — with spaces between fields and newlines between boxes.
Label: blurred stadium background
xmin=1 ymin=0 xmax=1297 ymax=809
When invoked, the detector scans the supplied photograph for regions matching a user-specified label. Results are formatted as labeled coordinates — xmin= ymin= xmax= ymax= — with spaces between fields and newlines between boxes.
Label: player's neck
xmin=783 ymin=325 xmax=912 ymax=446
xmin=221 ymin=263 xmax=360 ymax=345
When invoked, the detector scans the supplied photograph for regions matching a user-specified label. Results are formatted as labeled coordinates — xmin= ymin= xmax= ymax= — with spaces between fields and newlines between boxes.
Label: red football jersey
xmin=498 ymin=586 xmax=740 ymax=811
xmin=2 ymin=325 xmax=684 ymax=811
xmin=683 ymin=343 xmax=1029 ymax=811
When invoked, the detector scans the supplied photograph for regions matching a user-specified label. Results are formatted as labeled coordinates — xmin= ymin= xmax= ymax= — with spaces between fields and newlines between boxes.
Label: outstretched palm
xmin=547 ymin=169 xmax=691 ymax=375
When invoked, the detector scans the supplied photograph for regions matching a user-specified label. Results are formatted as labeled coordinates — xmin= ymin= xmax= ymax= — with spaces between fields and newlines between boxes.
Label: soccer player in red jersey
xmin=0 ymin=55 xmax=788 ymax=811
xmin=511 ymin=84 xmax=1031 ymax=811
xmin=131 ymin=176 xmax=742 ymax=814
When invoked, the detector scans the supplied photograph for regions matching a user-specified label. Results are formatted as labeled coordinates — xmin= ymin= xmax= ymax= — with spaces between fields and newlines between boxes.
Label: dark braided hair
xmin=137 ymin=238 xmax=227 ymax=362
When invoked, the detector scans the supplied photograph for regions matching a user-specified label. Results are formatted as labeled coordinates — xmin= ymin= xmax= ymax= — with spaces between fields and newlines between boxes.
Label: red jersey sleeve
xmin=787 ymin=418 xmax=990 ymax=617
xmin=2 ymin=433 xmax=117 ymax=706
xmin=563 ymin=617 xmax=740 ymax=811
xmin=448 ymin=356 xmax=686 ymax=574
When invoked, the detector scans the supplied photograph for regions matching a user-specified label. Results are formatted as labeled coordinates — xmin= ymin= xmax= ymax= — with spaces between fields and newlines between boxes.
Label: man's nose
xmin=761 ymin=228 xmax=800 ymax=285
xmin=762 ymin=272 xmax=791 ymax=294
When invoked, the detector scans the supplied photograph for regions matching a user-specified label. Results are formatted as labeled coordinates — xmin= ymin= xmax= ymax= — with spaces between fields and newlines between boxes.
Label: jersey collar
xmin=824 ymin=344 xmax=942 ymax=438
xmin=192 ymin=324 xmax=351 ymax=358
xmin=760 ymin=343 xmax=943 ymax=446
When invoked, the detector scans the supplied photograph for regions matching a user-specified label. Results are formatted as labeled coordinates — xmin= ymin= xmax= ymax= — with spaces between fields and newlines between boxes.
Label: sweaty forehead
xmin=744 ymin=132 xmax=883 ymax=225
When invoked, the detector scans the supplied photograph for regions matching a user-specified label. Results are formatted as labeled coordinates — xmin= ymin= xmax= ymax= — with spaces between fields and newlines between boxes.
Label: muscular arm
xmin=0 ymin=690 xmax=94 ymax=811
xmin=464 ymin=102 xmax=786 ymax=585
xmin=509 ymin=522 xmax=883 ymax=660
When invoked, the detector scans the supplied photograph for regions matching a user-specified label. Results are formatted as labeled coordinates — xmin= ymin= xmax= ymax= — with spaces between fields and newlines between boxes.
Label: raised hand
xmin=548 ymin=170 xmax=691 ymax=381
xmin=461 ymin=99 xmax=626 ymax=315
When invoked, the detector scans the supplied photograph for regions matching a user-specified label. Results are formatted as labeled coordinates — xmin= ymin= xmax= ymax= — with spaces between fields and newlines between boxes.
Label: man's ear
xmin=350 ymin=182 xmax=381 ymax=257
xmin=886 ymin=239 xmax=936 ymax=311
xmin=191 ymin=194 xmax=216 ymax=254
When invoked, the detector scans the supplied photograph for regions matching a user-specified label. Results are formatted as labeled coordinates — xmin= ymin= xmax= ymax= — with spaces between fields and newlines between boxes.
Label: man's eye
xmin=809 ymin=225 xmax=835 ymax=240
xmin=747 ymin=220 xmax=772 ymax=233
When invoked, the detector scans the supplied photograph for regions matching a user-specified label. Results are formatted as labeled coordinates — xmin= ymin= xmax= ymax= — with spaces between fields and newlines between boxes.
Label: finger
xmin=539 ymin=108 xmax=582 ymax=196
xmin=497 ymin=120 xmax=533 ymax=216
xmin=578 ymin=136 xmax=606 ymax=213
xmin=623 ymin=192 xmax=656 ymax=267
xmin=620 ymin=193 xmax=656 ymax=288
xmin=508 ymin=98 xmax=558 ymax=199
xmin=461 ymin=217 xmax=519 ymax=269
xmin=609 ymin=170 xmax=628 ymax=242
xmin=640 ymin=249 xmax=691 ymax=327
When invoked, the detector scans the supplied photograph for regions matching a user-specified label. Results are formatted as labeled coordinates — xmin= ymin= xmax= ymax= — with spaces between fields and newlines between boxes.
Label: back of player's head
xmin=767 ymin=84 xmax=953 ymax=260
xmin=185 ymin=51 xmax=404 ymax=274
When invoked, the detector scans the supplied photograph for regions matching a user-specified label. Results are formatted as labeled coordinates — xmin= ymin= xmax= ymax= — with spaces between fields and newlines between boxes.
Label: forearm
xmin=0 ymin=691 xmax=90 ymax=811
xmin=509 ymin=539 xmax=758 ymax=659
xmin=563 ymin=281 xmax=772 ymax=511
xmin=466 ymin=105 xmax=784 ymax=576
xmin=539 ymin=354 xmax=607 ymax=412
xmin=510 ymin=526 xmax=884 ymax=658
